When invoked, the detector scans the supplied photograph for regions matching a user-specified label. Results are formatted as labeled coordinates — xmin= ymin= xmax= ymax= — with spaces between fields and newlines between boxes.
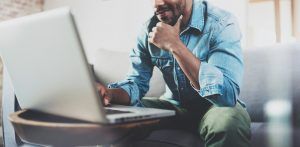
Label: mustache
xmin=155 ymin=5 xmax=171 ymax=15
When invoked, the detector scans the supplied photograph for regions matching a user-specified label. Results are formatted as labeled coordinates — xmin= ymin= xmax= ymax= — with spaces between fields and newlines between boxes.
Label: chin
xmin=162 ymin=20 xmax=172 ymax=25
xmin=159 ymin=17 xmax=175 ymax=25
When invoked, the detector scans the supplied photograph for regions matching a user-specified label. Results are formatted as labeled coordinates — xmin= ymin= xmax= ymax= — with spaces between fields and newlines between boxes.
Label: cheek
xmin=174 ymin=3 xmax=183 ymax=15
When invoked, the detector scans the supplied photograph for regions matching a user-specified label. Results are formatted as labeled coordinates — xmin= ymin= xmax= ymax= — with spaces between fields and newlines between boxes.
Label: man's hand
xmin=95 ymin=82 xmax=131 ymax=106
xmin=96 ymin=82 xmax=112 ymax=106
xmin=148 ymin=15 xmax=183 ymax=51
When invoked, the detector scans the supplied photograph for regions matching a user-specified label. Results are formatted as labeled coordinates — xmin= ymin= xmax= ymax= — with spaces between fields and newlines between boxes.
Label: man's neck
xmin=181 ymin=0 xmax=193 ymax=29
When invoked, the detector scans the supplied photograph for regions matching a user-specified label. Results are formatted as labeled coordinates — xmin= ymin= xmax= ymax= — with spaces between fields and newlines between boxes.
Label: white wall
xmin=248 ymin=1 xmax=277 ymax=47
xmin=44 ymin=0 xmax=153 ymax=63
xmin=295 ymin=0 xmax=300 ymax=39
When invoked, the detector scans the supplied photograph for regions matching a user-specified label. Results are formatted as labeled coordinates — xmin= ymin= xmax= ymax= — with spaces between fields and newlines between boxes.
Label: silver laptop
xmin=0 ymin=7 xmax=175 ymax=124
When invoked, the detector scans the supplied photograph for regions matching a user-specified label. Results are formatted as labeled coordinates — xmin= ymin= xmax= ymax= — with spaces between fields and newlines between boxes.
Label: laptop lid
xmin=0 ymin=7 xmax=109 ymax=123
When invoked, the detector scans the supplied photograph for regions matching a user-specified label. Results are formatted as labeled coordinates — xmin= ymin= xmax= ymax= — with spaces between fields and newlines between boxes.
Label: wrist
xmin=107 ymin=89 xmax=114 ymax=102
xmin=169 ymin=41 xmax=183 ymax=55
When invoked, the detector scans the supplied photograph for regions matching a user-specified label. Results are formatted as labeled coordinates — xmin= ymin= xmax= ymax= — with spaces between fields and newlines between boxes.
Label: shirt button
xmin=177 ymin=67 xmax=181 ymax=70
xmin=180 ymin=88 xmax=184 ymax=91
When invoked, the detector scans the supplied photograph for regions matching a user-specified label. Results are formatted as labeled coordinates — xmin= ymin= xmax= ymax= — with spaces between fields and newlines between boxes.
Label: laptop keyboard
xmin=104 ymin=108 xmax=132 ymax=114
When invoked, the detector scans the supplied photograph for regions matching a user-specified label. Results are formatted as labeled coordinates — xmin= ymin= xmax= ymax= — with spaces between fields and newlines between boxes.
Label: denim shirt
xmin=109 ymin=0 xmax=244 ymax=107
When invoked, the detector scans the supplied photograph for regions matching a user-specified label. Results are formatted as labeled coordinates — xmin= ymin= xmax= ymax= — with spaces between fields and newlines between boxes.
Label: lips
xmin=155 ymin=6 xmax=171 ymax=15
xmin=156 ymin=10 xmax=169 ymax=15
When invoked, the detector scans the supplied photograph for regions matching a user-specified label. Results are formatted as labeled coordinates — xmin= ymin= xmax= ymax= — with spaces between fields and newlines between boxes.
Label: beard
xmin=155 ymin=3 xmax=183 ymax=26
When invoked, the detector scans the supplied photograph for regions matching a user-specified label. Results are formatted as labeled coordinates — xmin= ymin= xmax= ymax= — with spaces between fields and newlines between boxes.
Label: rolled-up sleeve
xmin=108 ymin=28 xmax=153 ymax=106
xmin=193 ymin=16 xmax=244 ymax=107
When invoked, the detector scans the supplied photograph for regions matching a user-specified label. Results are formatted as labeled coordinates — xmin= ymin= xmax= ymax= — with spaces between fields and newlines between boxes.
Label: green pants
xmin=141 ymin=97 xmax=251 ymax=147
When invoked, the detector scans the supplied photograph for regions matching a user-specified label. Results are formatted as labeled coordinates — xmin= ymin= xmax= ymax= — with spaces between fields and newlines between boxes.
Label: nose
xmin=154 ymin=0 xmax=165 ymax=8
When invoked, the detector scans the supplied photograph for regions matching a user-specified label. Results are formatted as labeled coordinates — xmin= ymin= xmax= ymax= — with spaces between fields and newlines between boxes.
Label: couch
xmin=2 ymin=43 xmax=300 ymax=147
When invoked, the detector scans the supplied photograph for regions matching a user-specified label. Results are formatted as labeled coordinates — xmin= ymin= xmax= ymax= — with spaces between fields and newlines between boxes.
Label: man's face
xmin=153 ymin=0 xmax=185 ymax=25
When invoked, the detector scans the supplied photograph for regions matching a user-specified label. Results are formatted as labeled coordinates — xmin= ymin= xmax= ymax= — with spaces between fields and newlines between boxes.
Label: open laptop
xmin=0 ymin=7 xmax=175 ymax=124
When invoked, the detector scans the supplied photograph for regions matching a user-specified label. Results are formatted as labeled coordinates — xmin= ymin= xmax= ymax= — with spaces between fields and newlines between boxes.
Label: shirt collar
xmin=187 ymin=0 xmax=205 ymax=33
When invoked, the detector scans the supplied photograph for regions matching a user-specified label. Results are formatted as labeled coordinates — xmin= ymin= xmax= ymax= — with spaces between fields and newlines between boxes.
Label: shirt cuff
xmin=108 ymin=80 xmax=140 ymax=105
xmin=191 ymin=62 xmax=224 ymax=97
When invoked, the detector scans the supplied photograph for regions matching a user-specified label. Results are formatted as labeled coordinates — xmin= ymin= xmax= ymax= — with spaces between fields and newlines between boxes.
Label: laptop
xmin=0 ymin=7 xmax=175 ymax=124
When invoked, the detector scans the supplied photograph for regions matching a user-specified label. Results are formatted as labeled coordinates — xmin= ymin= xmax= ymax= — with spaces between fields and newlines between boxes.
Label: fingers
xmin=148 ymin=32 xmax=154 ymax=43
xmin=148 ymin=22 xmax=168 ymax=46
xmin=152 ymin=26 xmax=158 ymax=32
xmin=148 ymin=19 xmax=181 ymax=49
xmin=96 ymin=83 xmax=106 ymax=96
xmin=102 ymin=92 xmax=111 ymax=106
xmin=156 ymin=22 xmax=163 ymax=27
xmin=148 ymin=25 xmax=160 ymax=43
xmin=96 ymin=83 xmax=111 ymax=106
xmin=174 ymin=15 xmax=183 ymax=30
xmin=104 ymin=96 xmax=111 ymax=106
xmin=148 ymin=31 xmax=154 ymax=38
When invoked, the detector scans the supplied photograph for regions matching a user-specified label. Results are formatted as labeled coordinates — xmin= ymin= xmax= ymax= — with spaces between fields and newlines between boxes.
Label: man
xmin=97 ymin=0 xmax=251 ymax=146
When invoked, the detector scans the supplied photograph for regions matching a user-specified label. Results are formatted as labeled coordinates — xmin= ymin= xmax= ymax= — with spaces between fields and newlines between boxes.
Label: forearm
xmin=108 ymin=88 xmax=131 ymax=105
xmin=170 ymin=42 xmax=201 ymax=89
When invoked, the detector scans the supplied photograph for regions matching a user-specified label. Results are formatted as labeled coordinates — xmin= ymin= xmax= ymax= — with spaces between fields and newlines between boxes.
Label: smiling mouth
xmin=155 ymin=7 xmax=171 ymax=15
xmin=156 ymin=10 xmax=169 ymax=15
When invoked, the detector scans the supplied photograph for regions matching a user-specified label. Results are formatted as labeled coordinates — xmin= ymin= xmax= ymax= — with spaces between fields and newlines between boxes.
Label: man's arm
xmin=148 ymin=16 xmax=201 ymax=89
xmin=97 ymin=24 xmax=154 ymax=106
xmin=170 ymin=42 xmax=201 ymax=89
xmin=108 ymin=88 xmax=131 ymax=105
xmin=149 ymin=15 xmax=243 ymax=107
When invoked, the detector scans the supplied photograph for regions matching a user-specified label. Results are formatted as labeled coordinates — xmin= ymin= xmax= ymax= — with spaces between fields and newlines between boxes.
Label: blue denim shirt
xmin=109 ymin=0 xmax=244 ymax=107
